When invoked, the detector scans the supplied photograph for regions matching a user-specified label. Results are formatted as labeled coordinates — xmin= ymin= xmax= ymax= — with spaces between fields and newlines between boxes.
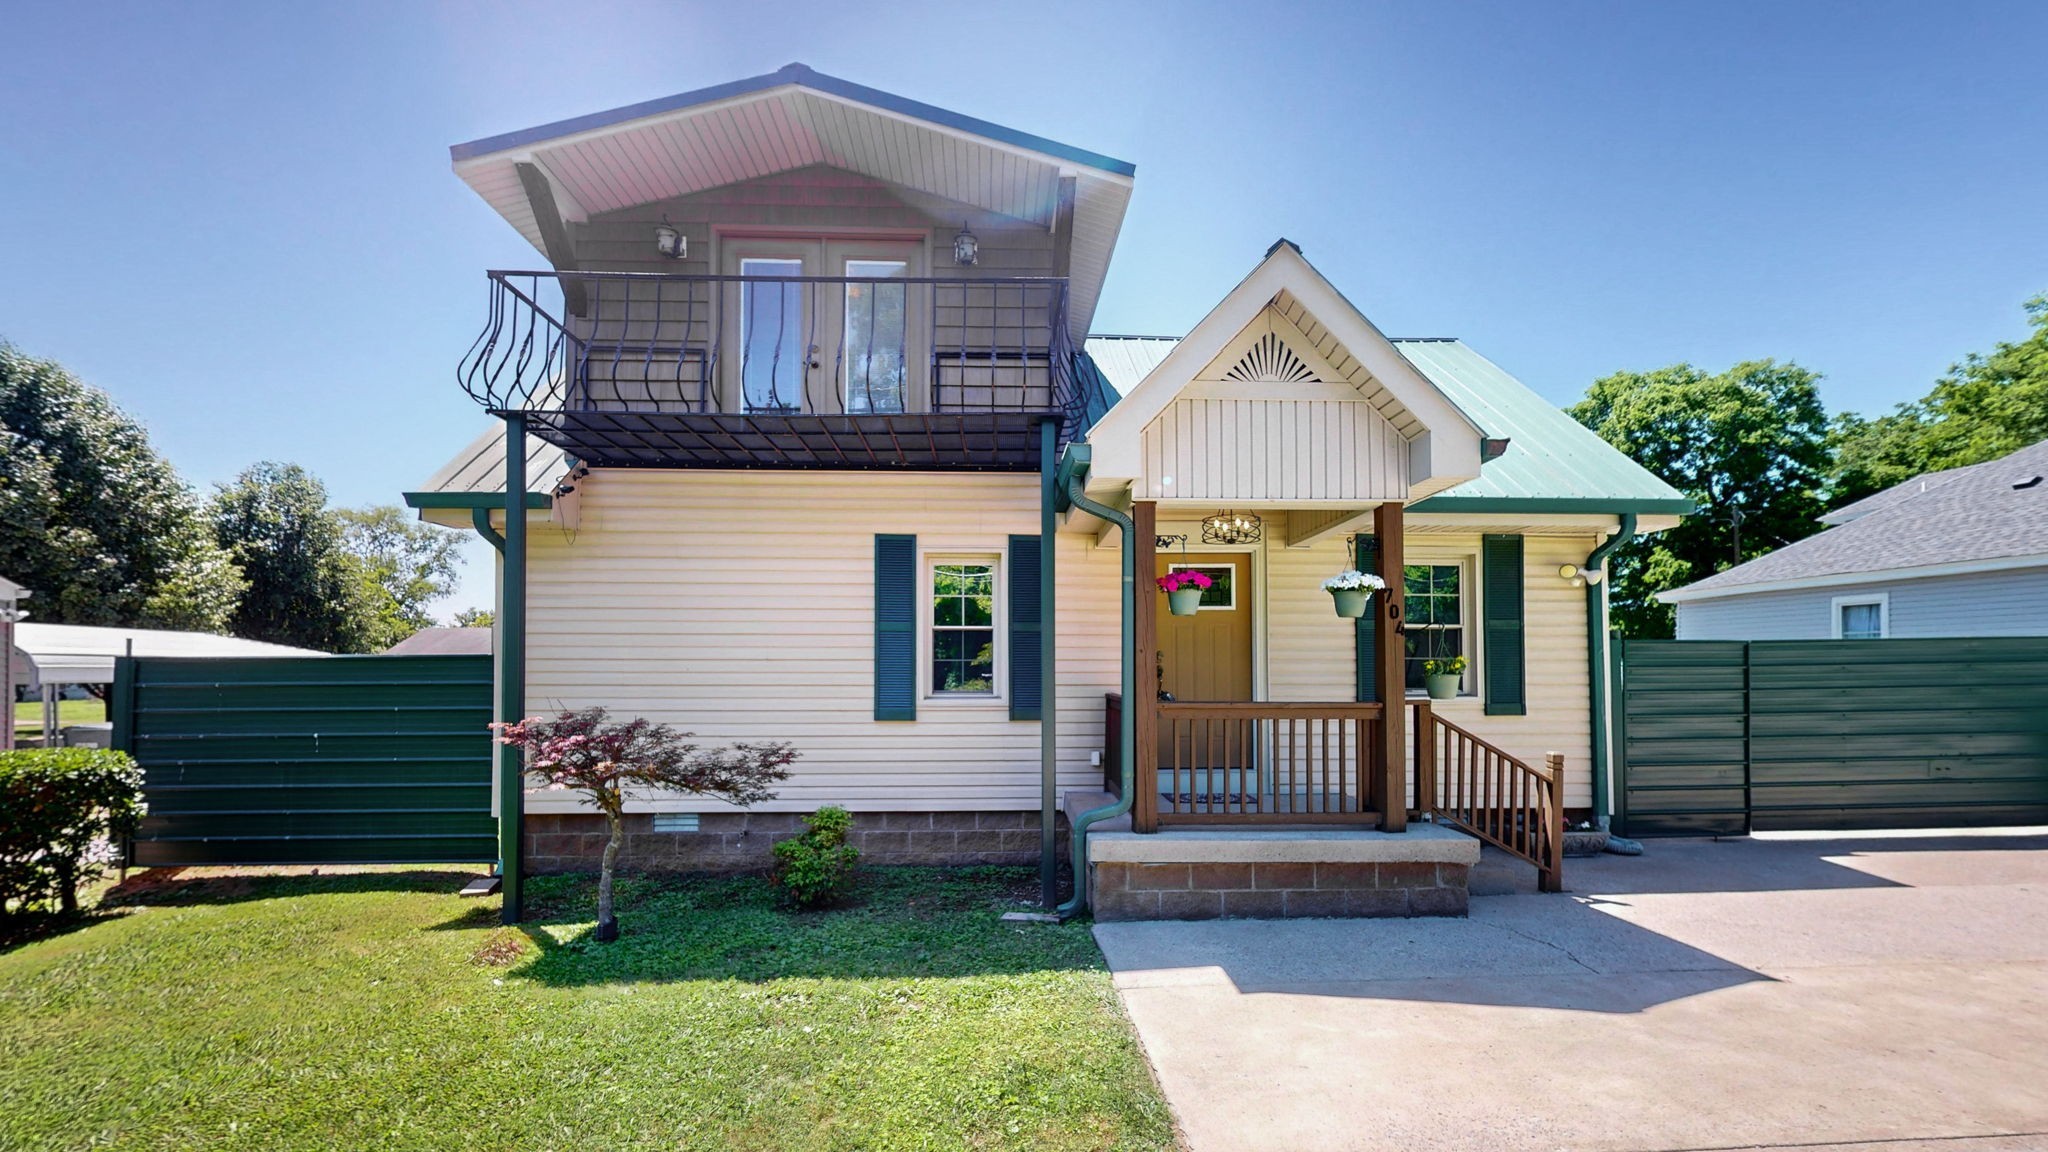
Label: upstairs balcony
xmin=459 ymin=270 xmax=1087 ymax=471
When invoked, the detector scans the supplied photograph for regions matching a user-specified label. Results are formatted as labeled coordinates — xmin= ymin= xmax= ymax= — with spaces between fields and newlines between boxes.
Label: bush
xmin=770 ymin=806 xmax=860 ymax=908
xmin=0 ymin=748 xmax=145 ymax=918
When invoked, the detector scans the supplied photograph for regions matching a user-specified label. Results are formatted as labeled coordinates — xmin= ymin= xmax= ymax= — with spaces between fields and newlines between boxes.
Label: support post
xmin=1038 ymin=419 xmax=1059 ymax=909
xmin=498 ymin=413 xmax=528 ymax=924
xmin=1413 ymin=698 xmax=1435 ymax=816
xmin=1373 ymin=502 xmax=1407 ymax=832
xmin=1541 ymin=752 xmax=1566 ymax=892
xmin=1132 ymin=500 xmax=1159 ymax=833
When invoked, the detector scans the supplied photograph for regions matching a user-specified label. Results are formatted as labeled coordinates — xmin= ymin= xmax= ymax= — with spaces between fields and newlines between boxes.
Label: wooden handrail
xmin=1415 ymin=705 xmax=1565 ymax=892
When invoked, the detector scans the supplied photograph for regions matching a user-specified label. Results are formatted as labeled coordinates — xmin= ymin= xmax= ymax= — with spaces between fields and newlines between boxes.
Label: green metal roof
xmin=1081 ymin=335 xmax=1691 ymax=515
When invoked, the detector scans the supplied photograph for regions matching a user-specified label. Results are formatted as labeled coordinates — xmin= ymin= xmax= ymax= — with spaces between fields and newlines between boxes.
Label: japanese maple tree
xmin=492 ymin=707 xmax=796 ymax=940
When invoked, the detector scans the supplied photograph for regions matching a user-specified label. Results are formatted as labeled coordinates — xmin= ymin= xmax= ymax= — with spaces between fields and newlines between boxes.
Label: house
xmin=407 ymin=64 xmax=1690 ymax=921
xmin=1662 ymin=438 xmax=2048 ymax=640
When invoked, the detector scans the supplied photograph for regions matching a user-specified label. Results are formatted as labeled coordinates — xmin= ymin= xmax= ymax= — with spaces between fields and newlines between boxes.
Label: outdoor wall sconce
xmin=1558 ymin=563 xmax=1604 ymax=586
xmin=953 ymin=223 xmax=979 ymax=266
xmin=1201 ymin=510 xmax=1262 ymax=545
xmin=655 ymin=218 xmax=687 ymax=260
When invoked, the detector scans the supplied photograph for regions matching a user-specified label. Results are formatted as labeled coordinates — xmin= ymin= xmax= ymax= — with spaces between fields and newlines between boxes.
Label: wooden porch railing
xmin=1133 ymin=701 xmax=1385 ymax=829
xmin=1413 ymin=701 xmax=1564 ymax=892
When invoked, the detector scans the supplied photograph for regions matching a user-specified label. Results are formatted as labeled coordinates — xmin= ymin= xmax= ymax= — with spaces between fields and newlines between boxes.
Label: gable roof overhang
xmin=450 ymin=63 xmax=1134 ymax=339
xmin=1080 ymin=241 xmax=1486 ymax=504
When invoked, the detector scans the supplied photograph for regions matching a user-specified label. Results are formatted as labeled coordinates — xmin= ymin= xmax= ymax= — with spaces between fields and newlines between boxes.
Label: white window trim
xmin=921 ymin=552 xmax=1004 ymax=705
xmin=1404 ymin=552 xmax=1480 ymax=699
xmin=1831 ymin=592 xmax=1889 ymax=639
xmin=1166 ymin=561 xmax=1239 ymax=611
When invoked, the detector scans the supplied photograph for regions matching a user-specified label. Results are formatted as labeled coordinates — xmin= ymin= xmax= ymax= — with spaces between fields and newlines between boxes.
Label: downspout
xmin=1585 ymin=513 xmax=1636 ymax=835
xmin=471 ymin=506 xmax=506 ymax=553
xmin=1056 ymin=463 xmax=1136 ymax=921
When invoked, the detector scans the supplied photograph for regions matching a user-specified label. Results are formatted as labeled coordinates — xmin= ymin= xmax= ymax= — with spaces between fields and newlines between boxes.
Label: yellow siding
xmin=1265 ymin=525 xmax=1597 ymax=810
xmin=523 ymin=470 xmax=1121 ymax=813
xmin=521 ymin=470 xmax=1598 ymax=815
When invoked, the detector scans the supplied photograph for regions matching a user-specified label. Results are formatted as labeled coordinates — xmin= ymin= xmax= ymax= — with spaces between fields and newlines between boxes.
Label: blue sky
xmin=4 ymin=1 xmax=2044 ymax=614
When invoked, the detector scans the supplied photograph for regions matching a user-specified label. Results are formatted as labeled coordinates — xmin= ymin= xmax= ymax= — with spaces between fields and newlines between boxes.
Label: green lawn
xmin=0 ymin=866 xmax=1176 ymax=1152
xmin=12 ymin=697 xmax=103 ymax=736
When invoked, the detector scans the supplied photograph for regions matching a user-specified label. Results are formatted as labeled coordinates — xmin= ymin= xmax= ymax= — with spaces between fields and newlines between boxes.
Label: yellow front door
xmin=1154 ymin=554 xmax=1254 ymax=703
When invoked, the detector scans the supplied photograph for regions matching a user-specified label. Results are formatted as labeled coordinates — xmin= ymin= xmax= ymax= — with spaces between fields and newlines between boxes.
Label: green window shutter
xmin=1354 ymin=534 xmax=1381 ymax=703
xmin=875 ymin=534 xmax=917 ymax=721
xmin=1007 ymin=534 xmax=1042 ymax=721
xmin=1482 ymin=534 xmax=1527 ymax=716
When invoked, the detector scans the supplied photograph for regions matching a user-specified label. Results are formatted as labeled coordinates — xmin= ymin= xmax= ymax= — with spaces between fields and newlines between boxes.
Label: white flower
xmin=1322 ymin=569 xmax=1387 ymax=593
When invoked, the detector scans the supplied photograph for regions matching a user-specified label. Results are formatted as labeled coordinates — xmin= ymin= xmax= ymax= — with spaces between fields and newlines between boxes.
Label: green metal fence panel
xmin=116 ymin=654 xmax=496 ymax=866
xmin=1617 ymin=640 xmax=1750 ymax=837
xmin=1619 ymin=638 xmax=2048 ymax=836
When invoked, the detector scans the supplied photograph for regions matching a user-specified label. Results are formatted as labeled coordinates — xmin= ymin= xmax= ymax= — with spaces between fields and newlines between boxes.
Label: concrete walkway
xmin=1095 ymin=830 xmax=2048 ymax=1152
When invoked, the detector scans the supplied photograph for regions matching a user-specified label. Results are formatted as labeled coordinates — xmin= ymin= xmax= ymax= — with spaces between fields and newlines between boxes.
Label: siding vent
xmin=1223 ymin=332 xmax=1320 ymax=384
xmin=651 ymin=814 xmax=700 ymax=833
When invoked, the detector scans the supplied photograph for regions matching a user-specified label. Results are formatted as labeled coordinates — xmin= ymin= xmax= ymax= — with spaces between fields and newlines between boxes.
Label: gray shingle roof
xmin=1817 ymin=461 xmax=1989 ymax=525
xmin=1668 ymin=438 xmax=2048 ymax=599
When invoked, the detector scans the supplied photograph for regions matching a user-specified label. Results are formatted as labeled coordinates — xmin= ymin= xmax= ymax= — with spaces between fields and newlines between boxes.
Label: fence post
xmin=1541 ymin=752 xmax=1566 ymax=893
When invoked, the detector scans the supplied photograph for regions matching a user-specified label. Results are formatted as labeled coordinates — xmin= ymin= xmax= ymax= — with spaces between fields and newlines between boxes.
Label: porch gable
xmin=1083 ymin=240 xmax=1486 ymax=506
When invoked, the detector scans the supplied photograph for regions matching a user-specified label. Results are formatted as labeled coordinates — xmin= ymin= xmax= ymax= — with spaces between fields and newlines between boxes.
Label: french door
xmin=720 ymin=238 xmax=925 ymax=414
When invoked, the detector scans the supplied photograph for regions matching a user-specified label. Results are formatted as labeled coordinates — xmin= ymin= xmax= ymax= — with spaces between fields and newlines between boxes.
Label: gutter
xmin=1055 ymin=450 xmax=1136 ymax=921
xmin=1584 ymin=513 xmax=1636 ymax=834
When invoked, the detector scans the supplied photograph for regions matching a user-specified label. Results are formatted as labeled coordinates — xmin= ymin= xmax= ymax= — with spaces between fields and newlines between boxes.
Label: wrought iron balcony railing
xmin=458 ymin=270 xmax=1084 ymax=470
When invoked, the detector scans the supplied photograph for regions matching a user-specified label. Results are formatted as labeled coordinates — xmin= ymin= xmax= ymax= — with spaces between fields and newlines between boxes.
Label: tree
xmin=336 ymin=506 xmax=463 ymax=650
xmin=0 ymin=344 xmax=244 ymax=630
xmin=1829 ymin=294 xmax=2048 ymax=506
xmin=210 ymin=463 xmax=373 ymax=652
xmin=452 ymin=607 xmax=494 ymax=629
xmin=1570 ymin=360 xmax=1831 ymax=637
xmin=491 ymin=707 xmax=795 ymax=940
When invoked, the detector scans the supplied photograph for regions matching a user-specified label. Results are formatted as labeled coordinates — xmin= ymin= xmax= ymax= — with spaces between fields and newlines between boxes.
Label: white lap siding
xmin=521 ymin=470 xmax=1120 ymax=815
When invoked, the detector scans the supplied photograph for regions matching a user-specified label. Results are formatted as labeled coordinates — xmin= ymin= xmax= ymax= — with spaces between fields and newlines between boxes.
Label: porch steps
xmin=1065 ymin=789 xmax=1481 ymax=922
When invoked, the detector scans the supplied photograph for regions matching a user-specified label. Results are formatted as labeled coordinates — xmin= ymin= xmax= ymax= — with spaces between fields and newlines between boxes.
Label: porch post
xmin=1373 ymin=501 xmax=1408 ymax=832
xmin=1038 ymin=419 xmax=1059 ymax=909
xmin=1132 ymin=500 xmax=1159 ymax=833
xmin=498 ymin=412 xmax=528 ymax=924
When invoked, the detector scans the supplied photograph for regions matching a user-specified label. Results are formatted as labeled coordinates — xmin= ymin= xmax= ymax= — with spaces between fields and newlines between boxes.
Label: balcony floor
xmin=517 ymin=408 xmax=1060 ymax=471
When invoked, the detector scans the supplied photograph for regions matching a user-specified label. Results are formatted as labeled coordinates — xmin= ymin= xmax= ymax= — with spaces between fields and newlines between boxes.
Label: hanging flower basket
xmin=1423 ymin=656 xmax=1467 ymax=700
xmin=1321 ymin=569 xmax=1386 ymax=619
xmin=1157 ymin=570 xmax=1213 ymax=617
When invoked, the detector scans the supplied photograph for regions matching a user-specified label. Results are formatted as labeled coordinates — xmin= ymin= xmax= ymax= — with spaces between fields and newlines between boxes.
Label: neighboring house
xmin=383 ymin=627 xmax=494 ymax=656
xmin=407 ymin=64 xmax=1689 ymax=919
xmin=1662 ymin=438 xmax=2048 ymax=640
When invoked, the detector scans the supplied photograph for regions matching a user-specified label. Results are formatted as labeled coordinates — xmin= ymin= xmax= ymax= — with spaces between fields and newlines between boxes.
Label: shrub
xmin=771 ymin=806 xmax=860 ymax=909
xmin=0 ymin=748 xmax=145 ymax=918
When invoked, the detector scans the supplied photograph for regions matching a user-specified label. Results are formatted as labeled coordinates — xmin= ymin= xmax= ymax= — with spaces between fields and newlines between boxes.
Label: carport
xmin=9 ymin=622 xmax=324 ymax=747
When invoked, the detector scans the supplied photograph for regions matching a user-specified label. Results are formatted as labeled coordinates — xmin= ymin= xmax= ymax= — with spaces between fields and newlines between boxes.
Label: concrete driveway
xmin=1094 ymin=830 xmax=2048 ymax=1152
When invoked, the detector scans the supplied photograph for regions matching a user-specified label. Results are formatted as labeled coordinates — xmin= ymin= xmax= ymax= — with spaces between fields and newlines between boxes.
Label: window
xmin=1167 ymin=563 xmax=1237 ymax=610
xmin=930 ymin=560 xmax=997 ymax=695
xmin=844 ymin=259 xmax=909 ymax=414
xmin=1403 ymin=562 xmax=1468 ymax=693
xmin=740 ymin=257 xmax=806 ymax=413
xmin=1833 ymin=593 xmax=1888 ymax=639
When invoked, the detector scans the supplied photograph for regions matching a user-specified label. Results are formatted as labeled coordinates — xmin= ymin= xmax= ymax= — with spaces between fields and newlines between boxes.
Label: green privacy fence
xmin=1617 ymin=638 xmax=2048 ymax=837
xmin=114 ymin=654 xmax=497 ymax=866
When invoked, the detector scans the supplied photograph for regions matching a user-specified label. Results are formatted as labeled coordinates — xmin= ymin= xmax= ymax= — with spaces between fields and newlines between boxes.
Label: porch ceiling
xmin=450 ymin=63 xmax=1133 ymax=339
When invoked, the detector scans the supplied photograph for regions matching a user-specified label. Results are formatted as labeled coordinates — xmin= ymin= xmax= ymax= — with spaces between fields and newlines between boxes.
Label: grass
xmin=0 ymin=866 xmax=1177 ymax=1152
xmin=12 ymin=697 xmax=103 ymax=737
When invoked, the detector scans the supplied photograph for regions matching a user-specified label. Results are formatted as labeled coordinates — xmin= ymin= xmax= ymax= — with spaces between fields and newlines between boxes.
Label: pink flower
xmin=1155 ymin=570 xmax=1214 ymax=593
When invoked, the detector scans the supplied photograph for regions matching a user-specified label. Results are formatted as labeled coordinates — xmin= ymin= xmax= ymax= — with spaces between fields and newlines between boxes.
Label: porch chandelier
xmin=1200 ymin=510 xmax=1262 ymax=545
